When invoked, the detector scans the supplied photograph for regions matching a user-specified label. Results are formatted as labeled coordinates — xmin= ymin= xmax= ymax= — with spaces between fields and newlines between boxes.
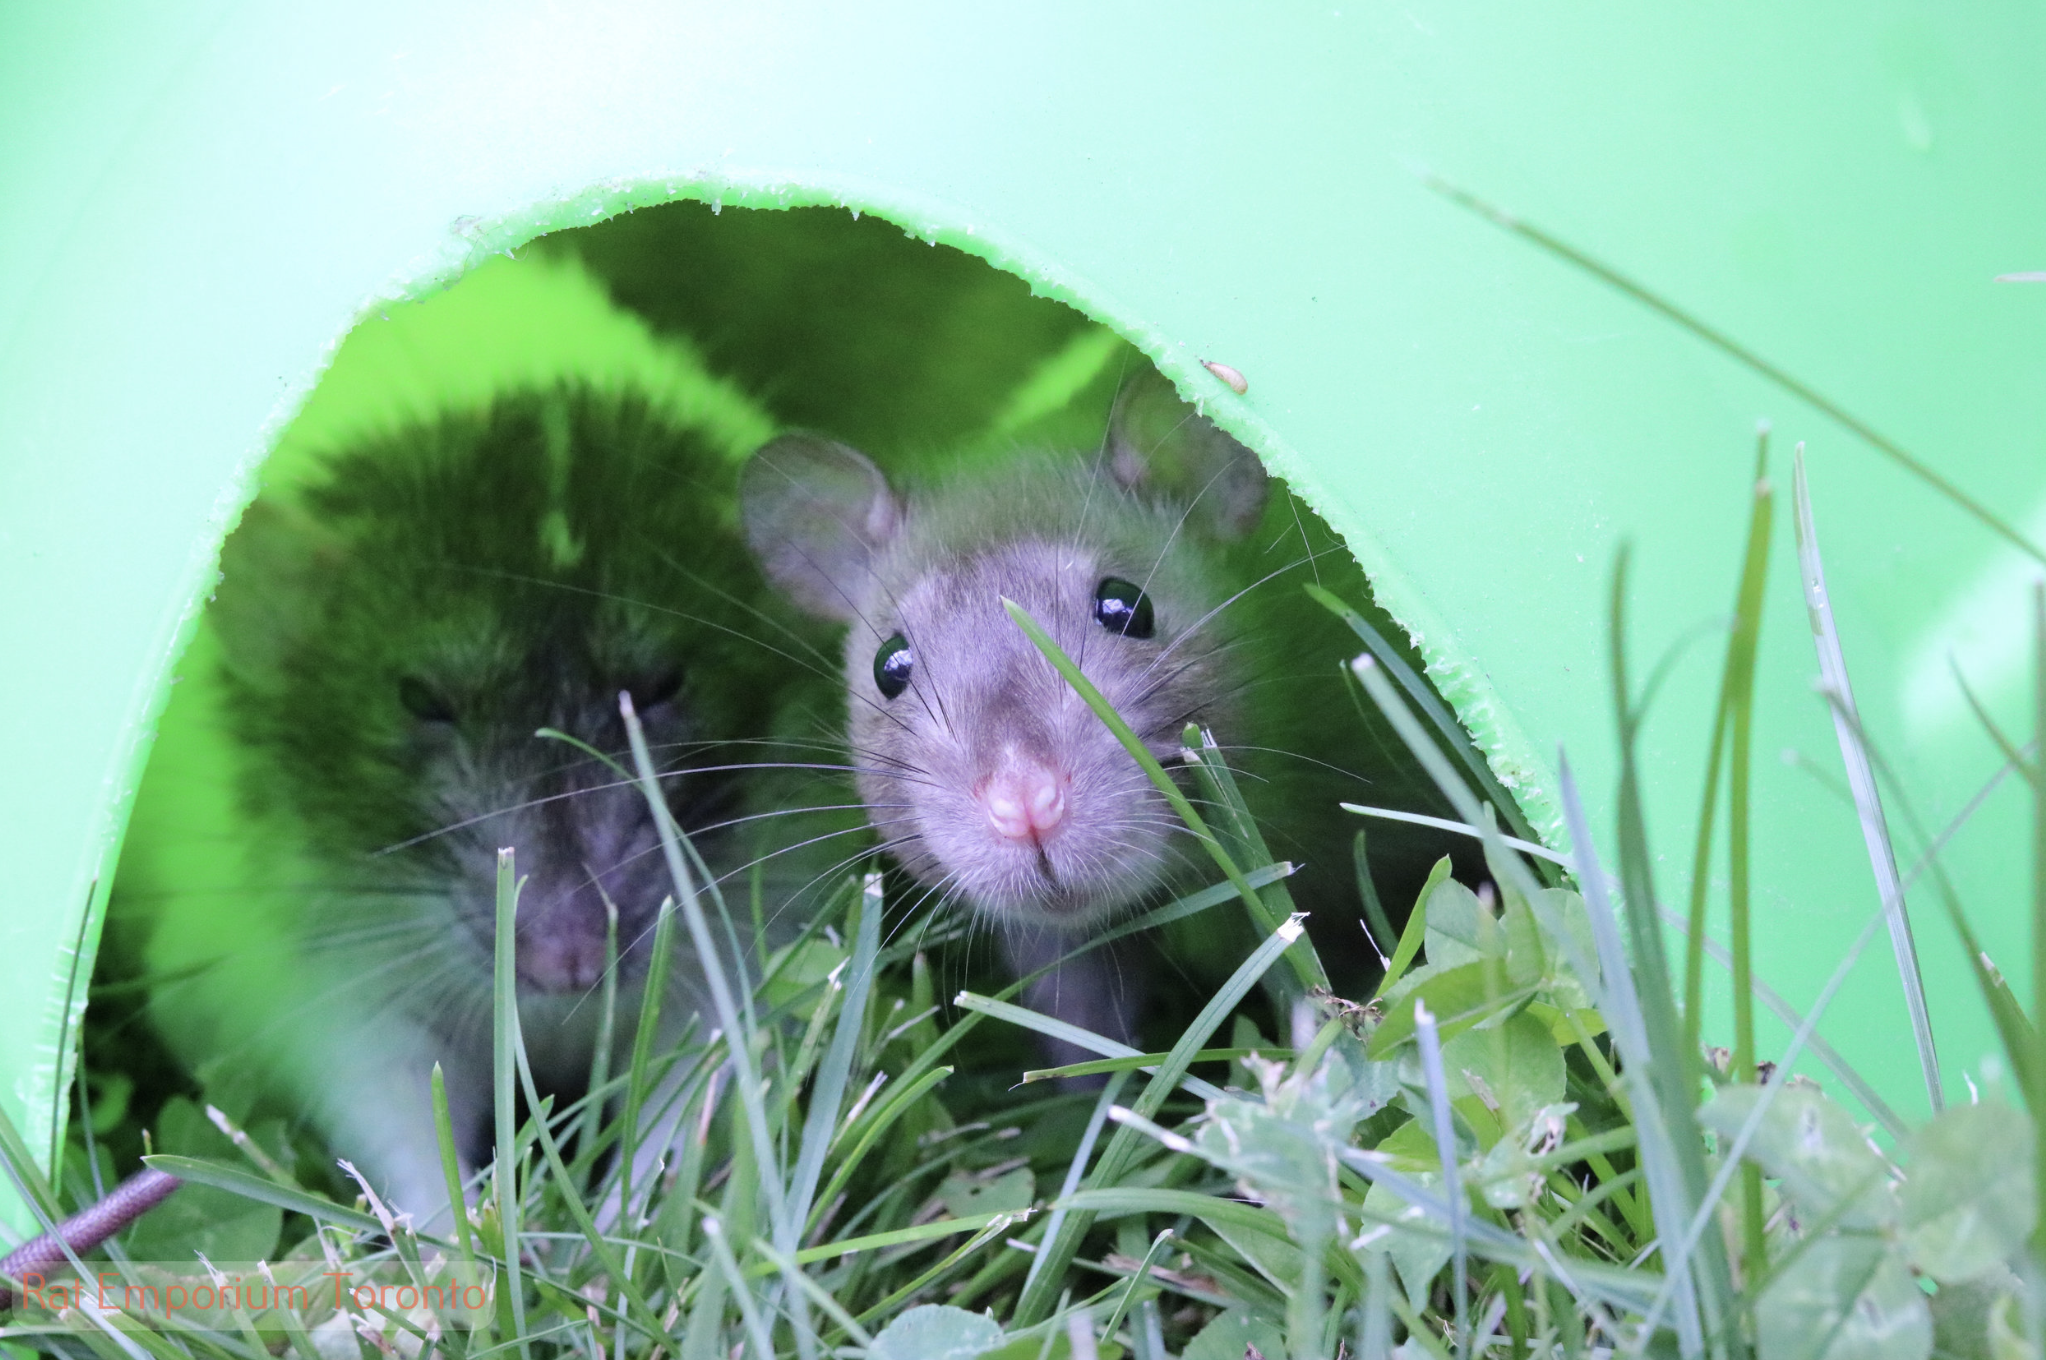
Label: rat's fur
xmin=741 ymin=374 xmax=1274 ymax=1051
xmin=166 ymin=385 xmax=791 ymax=1220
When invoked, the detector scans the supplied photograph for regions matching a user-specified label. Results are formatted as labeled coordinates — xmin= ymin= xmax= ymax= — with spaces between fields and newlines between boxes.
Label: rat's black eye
xmin=873 ymin=633 xmax=915 ymax=699
xmin=1093 ymin=577 xmax=1155 ymax=639
xmin=398 ymin=676 xmax=456 ymax=723
xmin=634 ymin=672 xmax=683 ymax=709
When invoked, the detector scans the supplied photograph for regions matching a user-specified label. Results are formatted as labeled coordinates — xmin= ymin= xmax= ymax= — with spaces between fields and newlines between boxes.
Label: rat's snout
xmin=519 ymin=919 xmax=609 ymax=993
xmin=978 ymin=753 xmax=1069 ymax=845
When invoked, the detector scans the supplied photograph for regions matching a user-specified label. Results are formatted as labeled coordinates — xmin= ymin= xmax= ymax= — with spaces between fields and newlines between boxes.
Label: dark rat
xmin=143 ymin=384 xmax=793 ymax=1221
xmin=740 ymin=371 xmax=1457 ymax=1059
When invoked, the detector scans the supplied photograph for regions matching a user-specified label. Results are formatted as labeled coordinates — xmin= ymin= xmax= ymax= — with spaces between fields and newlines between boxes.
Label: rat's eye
xmin=398 ymin=676 xmax=456 ymax=723
xmin=873 ymin=633 xmax=915 ymax=699
xmin=1093 ymin=577 xmax=1155 ymax=639
xmin=634 ymin=672 xmax=683 ymax=709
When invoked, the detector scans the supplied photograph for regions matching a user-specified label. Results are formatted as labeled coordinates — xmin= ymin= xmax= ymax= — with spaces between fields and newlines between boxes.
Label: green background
xmin=2 ymin=2 xmax=2041 ymax=1232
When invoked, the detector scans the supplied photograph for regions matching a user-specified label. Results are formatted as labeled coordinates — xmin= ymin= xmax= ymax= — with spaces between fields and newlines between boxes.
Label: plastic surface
xmin=2 ymin=3 xmax=2042 ymax=1231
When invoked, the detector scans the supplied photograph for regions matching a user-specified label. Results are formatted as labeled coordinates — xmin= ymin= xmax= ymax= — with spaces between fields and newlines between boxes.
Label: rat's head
xmin=218 ymin=388 xmax=771 ymax=1007
xmin=740 ymin=373 xmax=1268 ymax=927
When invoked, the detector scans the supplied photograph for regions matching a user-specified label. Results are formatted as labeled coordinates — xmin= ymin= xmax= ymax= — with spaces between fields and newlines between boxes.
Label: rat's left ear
xmin=1106 ymin=367 xmax=1268 ymax=541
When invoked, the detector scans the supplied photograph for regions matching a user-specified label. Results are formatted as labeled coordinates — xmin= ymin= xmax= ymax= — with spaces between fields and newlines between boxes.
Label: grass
xmin=3 ymin=445 xmax=2042 ymax=1360
xmin=8 ymin=463 xmax=2038 ymax=1360
xmin=6 ymin=196 xmax=2044 ymax=1360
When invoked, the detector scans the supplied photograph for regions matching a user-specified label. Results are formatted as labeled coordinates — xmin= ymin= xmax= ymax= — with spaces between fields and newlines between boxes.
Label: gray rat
xmin=140 ymin=384 xmax=796 ymax=1221
xmin=739 ymin=373 xmax=1278 ymax=1056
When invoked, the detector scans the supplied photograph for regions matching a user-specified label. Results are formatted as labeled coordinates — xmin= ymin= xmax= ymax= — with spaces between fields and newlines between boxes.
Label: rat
xmin=140 ymin=384 xmax=797 ymax=1223
xmin=739 ymin=369 xmax=1406 ymax=1061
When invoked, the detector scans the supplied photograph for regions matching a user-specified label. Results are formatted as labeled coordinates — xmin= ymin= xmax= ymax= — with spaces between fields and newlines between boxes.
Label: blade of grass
xmin=1023 ymin=1047 xmax=1290 ymax=1085
xmin=491 ymin=849 xmax=532 ymax=1360
xmin=1183 ymin=726 xmax=1327 ymax=994
xmin=1822 ymin=683 xmax=2043 ymax=1115
xmin=805 ymin=1067 xmax=953 ymax=1237
xmin=1681 ymin=431 xmax=1767 ymax=1068
xmin=1639 ymin=888 xmax=1896 ymax=1341
xmin=1347 ymin=656 xmax=1548 ymax=911
xmin=614 ymin=892 xmax=679 ymax=1229
xmin=510 ymin=1027 xmax=665 ymax=1338
xmin=848 ymin=1211 xmax=1039 ymax=1328
xmin=1424 ymin=173 xmax=2046 ymax=570
xmin=1098 ymin=1228 xmax=1176 ymax=1343
xmin=1377 ymin=855 xmax=1453 ymax=1001
xmin=1558 ymin=752 xmax=1707 ymax=1359
xmin=620 ymin=693 xmax=785 ymax=1225
xmin=1013 ymin=917 xmax=1310 ymax=1325
xmin=704 ymin=1217 xmax=775 ymax=1360
xmin=1359 ymin=1246 xmax=1393 ymax=1360
xmin=1413 ymin=999 xmax=1469 ymax=1357
xmin=1095 ymin=1146 xmax=1667 ymax=1317
xmin=2034 ymin=582 xmax=2046 ymax=1271
xmin=1354 ymin=829 xmax=1398 ymax=969
xmin=782 ymin=871 xmax=882 ymax=1233
xmin=793 ymin=1207 xmax=1040 ymax=1266
xmin=579 ymin=896 xmax=622 ymax=1164
xmin=1344 ymin=806 xmax=1569 ymax=869
xmin=1003 ymin=597 xmax=1325 ymax=991
xmin=0 ymin=1088 xmax=64 ymax=1227
xmin=1021 ymin=1071 xmax=1130 ymax=1309
xmin=1306 ymin=582 xmax=1548 ymax=859
xmin=751 ymin=1237 xmax=876 ymax=1350
xmin=954 ymin=994 xmax=1227 ymax=1103
xmin=124 ymin=1161 xmax=373 ymax=1246
xmin=777 ymin=870 xmax=883 ymax=1315
xmin=1598 ymin=545 xmax=1742 ymax=1354
xmin=1722 ymin=456 xmax=1775 ymax=1274
xmin=814 ymin=864 xmax=1292 ymax=1233
xmin=1792 ymin=445 xmax=1941 ymax=1111
xmin=655 ymin=1069 xmax=719 ymax=1290
xmin=429 ymin=1066 xmax=475 ymax=1262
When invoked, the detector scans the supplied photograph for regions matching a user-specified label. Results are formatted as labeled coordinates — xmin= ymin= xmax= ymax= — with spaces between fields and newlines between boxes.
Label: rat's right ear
xmin=740 ymin=433 xmax=902 ymax=622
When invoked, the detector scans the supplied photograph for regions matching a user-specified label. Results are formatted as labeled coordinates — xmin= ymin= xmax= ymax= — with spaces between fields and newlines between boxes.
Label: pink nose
xmin=980 ymin=759 xmax=1067 ymax=843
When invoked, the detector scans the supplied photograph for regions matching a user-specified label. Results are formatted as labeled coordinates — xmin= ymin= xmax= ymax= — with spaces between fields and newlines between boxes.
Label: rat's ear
xmin=209 ymin=496 xmax=344 ymax=690
xmin=1107 ymin=368 xmax=1269 ymax=541
xmin=740 ymin=433 xmax=902 ymax=621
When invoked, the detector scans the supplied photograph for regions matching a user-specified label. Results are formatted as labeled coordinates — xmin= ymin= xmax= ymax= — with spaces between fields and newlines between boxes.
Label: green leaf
xmin=124 ymin=1100 xmax=281 ymax=1261
xmin=1528 ymin=887 xmax=1601 ymax=1010
xmin=868 ymin=1303 xmax=1004 ymax=1360
xmin=1184 ymin=1308 xmax=1287 ymax=1360
xmin=1499 ymin=895 xmax=1548 ymax=989
xmin=1901 ymin=1100 xmax=2035 ymax=1284
xmin=1373 ymin=855 xmax=1451 ymax=999
xmin=1473 ymin=1103 xmax=1578 ymax=1210
xmin=1366 ymin=961 xmax=1538 ymax=1059
xmin=1700 ymin=1084 xmax=1898 ymax=1229
xmin=760 ymin=934 xmax=845 ymax=1017
xmin=1440 ymin=1009 xmax=1565 ymax=1135
xmin=1372 ymin=1116 xmax=1438 ymax=1174
xmin=1423 ymin=878 xmax=1490 ymax=969
xmin=1988 ymin=1287 xmax=2038 ymax=1360
xmin=1361 ymin=1178 xmax=1450 ymax=1310
xmin=1755 ymin=1234 xmax=1930 ymax=1360
xmin=1210 ymin=1213 xmax=1309 ymax=1296
xmin=981 ymin=1333 xmax=1127 ymax=1360
xmin=1195 ymin=1050 xmax=1392 ymax=1259
xmin=1927 ymin=1268 xmax=2022 ymax=1360
xmin=940 ymin=1166 xmax=1035 ymax=1220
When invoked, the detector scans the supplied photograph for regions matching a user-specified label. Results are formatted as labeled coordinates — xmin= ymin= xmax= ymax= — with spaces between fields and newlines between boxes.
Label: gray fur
xmin=741 ymin=376 xmax=1266 ymax=1049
